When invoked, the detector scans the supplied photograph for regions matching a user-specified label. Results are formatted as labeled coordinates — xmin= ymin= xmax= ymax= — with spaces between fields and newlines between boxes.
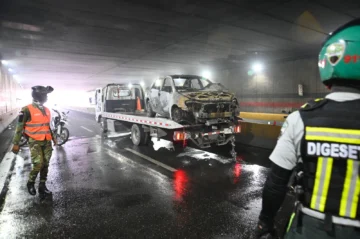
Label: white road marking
xmin=81 ymin=126 xmax=93 ymax=132
xmin=104 ymin=149 xmax=170 ymax=181
xmin=0 ymin=152 xmax=23 ymax=196
xmin=125 ymin=148 xmax=176 ymax=172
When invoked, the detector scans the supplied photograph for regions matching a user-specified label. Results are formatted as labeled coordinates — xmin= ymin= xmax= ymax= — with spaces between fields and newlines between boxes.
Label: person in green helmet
xmin=255 ymin=18 xmax=360 ymax=239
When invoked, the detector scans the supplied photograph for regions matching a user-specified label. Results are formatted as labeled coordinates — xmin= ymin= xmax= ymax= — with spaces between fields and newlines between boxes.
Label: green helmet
xmin=319 ymin=18 xmax=360 ymax=85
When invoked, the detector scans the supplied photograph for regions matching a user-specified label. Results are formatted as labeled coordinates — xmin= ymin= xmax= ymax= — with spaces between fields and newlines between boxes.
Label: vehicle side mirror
xmin=281 ymin=110 xmax=286 ymax=113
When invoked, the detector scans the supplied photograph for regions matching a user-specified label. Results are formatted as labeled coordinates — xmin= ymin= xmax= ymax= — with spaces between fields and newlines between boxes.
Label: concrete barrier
xmin=239 ymin=112 xmax=288 ymax=126
xmin=236 ymin=121 xmax=281 ymax=149
xmin=0 ymin=109 xmax=20 ymax=134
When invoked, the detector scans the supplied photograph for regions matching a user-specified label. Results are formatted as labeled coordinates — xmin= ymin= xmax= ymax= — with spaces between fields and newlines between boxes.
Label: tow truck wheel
xmin=131 ymin=124 xmax=148 ymax=146
xmin=100 ymin=117 xmax=108 ymax=133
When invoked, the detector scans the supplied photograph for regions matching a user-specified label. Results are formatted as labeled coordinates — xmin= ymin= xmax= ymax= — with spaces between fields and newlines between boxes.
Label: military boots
xmin=27 ymin=182 xmax=36 ymax=195
xmin=38 ymin=182 xmax=52 ymax=199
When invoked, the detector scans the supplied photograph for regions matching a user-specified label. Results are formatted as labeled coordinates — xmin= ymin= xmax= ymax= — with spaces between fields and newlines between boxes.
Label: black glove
xmin=255 ymin=220 xmax=277 ymax=239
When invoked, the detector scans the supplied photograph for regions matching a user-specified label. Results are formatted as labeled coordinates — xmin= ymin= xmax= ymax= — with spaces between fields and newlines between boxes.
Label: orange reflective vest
xmin=24 ymin=104 xmax=52 ymax=141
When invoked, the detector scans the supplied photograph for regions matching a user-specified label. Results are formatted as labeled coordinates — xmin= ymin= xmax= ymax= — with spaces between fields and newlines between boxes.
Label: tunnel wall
xmin=0 ymin=64 xmax=22 ymax=133
xmin=220 ymin=57 xmax=329 ymax=114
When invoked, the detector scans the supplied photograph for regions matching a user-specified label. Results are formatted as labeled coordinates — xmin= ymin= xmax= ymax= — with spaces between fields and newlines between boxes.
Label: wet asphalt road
xmin=0 ymin=110 xmax=294 ymax=239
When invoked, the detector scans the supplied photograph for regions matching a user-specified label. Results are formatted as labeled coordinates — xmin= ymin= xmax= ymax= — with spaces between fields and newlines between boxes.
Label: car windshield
xmin=108 ymin=85 xmax=132 ymax=99
xmin=173 ymin=77 xmax=211 ymax=92
xmin=202 ymin=83 xmax=228 ymax=92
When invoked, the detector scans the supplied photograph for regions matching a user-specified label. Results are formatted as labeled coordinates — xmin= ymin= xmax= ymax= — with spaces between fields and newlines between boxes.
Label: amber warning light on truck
xmin=173 ymin=131 xmax=187 ymax=141
xmin=234 ymin=125 xmax=241 ymax=133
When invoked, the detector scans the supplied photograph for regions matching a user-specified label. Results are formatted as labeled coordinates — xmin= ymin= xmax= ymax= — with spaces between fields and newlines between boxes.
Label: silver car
xmin=145 ymin=75 xmax=239 ymax=124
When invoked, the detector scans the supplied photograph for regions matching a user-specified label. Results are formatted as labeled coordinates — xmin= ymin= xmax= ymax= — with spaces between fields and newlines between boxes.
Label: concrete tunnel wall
xmin=0 ymin=63 xmax=23 ymax=134
xmin=218 ymin=57 xmax=330 ymax=114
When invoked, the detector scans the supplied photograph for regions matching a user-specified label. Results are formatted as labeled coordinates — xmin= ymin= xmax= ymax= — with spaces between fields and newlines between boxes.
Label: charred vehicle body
xmin=145 ymin=75 xmax=240 ymax=125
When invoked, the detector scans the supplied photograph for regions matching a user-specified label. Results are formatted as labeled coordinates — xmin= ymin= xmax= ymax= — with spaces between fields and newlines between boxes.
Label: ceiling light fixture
xmin=252 ymin=62 xmax=264 ymax=73
xmin=1 ymin=60 xmax=9 ymax=66
xmin=202 ymin=70 xmax=211 ymax=79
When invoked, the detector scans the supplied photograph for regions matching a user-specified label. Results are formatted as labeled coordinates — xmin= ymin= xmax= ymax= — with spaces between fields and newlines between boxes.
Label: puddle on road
xmin=177 ymin=148 xmax=233 ymax=164
xmin=151 ymin=138 xmax=174 ymax=151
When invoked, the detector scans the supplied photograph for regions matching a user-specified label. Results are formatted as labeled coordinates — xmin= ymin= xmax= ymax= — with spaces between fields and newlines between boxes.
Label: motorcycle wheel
xmin=56 ymin=127 xmax=70 ymax=146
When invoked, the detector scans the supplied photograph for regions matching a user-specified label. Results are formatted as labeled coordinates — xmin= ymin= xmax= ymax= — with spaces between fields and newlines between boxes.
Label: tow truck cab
xmin=95 ymin=83 xmax=145 ymax=123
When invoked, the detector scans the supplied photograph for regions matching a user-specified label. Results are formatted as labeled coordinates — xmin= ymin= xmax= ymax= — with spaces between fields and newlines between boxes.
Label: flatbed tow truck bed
xmin=103 ymin=111 xmax=185 ymax=129
xmin=102 ymin=111 xmax=241 ymax=156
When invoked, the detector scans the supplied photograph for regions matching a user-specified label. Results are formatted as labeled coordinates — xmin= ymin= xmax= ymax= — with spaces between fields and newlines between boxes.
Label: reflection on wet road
xmin=0 ymin=110 xmax=292 ymax=238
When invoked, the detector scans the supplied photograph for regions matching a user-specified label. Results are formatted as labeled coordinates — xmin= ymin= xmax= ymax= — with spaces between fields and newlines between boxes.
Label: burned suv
xmin=145 ymin=75 xmax=239 ymax=124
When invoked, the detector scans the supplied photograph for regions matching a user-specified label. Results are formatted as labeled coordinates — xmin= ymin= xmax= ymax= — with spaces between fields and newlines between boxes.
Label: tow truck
xmin=94 ymin=83 xmax=241 ymax=155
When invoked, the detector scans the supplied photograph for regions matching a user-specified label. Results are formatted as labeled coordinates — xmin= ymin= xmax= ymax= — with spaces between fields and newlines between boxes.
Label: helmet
xmin=319 ymin=18 xmax=360 ymax=86
xmin=31 ymin=85 xmax=53 ymax=104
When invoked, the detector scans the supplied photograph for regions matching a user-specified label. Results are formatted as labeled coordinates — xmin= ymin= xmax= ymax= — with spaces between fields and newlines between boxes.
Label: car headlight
xmin=177 ymin=97 xmax=188 ymax=109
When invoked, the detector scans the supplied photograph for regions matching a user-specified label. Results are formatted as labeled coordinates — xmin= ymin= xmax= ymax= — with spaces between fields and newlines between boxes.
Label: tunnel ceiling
xmin=0 ymin=0 xmax=358 ymax=90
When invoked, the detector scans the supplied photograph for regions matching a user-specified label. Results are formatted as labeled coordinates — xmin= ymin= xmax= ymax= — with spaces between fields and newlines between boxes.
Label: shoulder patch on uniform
xmin=280 ymin=121 xmax=288 ymax=136
xmin=300 ymin=98 xmax=328 ymax=111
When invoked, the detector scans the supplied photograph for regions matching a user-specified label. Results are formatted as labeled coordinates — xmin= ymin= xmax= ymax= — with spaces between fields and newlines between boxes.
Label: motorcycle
xmin=19 ymin=109 xmax=70 ymax=146
xmin=52 ymin=109 xmax=70 ymax=146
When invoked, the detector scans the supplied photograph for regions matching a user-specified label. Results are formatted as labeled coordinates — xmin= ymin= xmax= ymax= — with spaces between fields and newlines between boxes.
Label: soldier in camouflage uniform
xmin=12 ymin=86 xmax=57 ymax=198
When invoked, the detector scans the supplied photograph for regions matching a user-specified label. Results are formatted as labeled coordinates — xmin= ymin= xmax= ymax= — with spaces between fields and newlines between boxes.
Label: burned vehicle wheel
xmin=146 ymin=100 xmax=156 ymax=117
xmin=171 ymin=106 xmax=182 ymax=123
xmin=171 ymin=106 xmax=194 ymax=124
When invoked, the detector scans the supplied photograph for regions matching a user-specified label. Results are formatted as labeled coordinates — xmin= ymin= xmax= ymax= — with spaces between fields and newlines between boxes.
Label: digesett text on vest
xmin=307 ymin=142 xmax=360 ymax=160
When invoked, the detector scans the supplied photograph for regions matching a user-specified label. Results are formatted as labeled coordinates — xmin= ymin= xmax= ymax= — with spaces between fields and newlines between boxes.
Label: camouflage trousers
xmin=28 ymin=138 xmax=53 ymax=183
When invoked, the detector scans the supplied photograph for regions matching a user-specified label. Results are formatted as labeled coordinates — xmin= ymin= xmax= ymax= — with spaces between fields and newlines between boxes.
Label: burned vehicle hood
xmin=180 ymin=91 xmax=234 ymax=102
